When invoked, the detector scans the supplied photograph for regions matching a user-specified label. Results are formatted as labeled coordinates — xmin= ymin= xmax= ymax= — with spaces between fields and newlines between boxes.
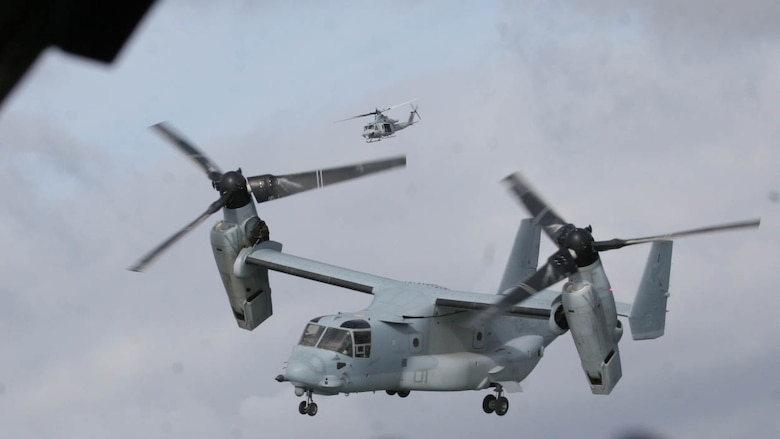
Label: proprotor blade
xmin=152 ymin=122 xmax=223 ymax=182
xmin=129 ymin=192 xmax=231 ymax=272
xmin=502 ymin=173 xmax=571 ymax=245
xmin=247 ymin=155 xmax=406 ymax=203
xmin=495 ymin=249 xmax=578 ymax=310
xmin=592 ymin=218 xmax=761 ymax=251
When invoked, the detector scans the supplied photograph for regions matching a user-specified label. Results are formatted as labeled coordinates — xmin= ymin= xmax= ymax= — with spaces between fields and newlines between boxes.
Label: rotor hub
xmin=563 ymin=227 xmax=599 ymax=267
xmin=217 ymin=170 xmax=251 ymax=209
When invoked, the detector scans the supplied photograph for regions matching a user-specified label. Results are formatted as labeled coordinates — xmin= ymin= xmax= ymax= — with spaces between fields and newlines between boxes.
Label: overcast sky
xmin=1 ymin=1 xmax=779 ymax=438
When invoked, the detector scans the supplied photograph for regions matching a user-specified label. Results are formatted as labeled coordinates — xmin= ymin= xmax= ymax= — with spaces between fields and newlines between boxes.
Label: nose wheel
xmin=482 ymin=385 xmax=509 ymax=416
xmin=298 ymin=390 xmax=318 ymax=416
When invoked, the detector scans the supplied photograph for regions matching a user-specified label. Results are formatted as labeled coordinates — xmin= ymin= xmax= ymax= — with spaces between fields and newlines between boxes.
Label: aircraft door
xmin=382 ymin=123 xmax=392 ymax=134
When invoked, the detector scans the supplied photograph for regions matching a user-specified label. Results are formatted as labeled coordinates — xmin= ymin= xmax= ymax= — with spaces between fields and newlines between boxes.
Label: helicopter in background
xmin=337 ymin=100 xmax=421 ymax=142
xmin=131 ymin=123 xmax=760 ymax=417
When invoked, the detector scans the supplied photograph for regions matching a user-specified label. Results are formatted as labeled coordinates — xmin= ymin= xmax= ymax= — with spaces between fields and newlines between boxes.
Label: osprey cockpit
xmin=298 ymin=316 xmax=372 ymax=358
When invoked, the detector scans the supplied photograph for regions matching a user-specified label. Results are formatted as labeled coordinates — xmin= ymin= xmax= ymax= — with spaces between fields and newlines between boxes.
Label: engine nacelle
xmin=210 ymin=203 xmax=275 ymax=331
xmin=574 ymin=259 xmax=621 ymax=343
xmin=562 ymin=280 xmax=622 ymax=395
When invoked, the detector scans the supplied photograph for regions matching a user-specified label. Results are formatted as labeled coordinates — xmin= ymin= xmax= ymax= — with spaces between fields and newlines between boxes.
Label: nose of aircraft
xmin=280 ymin=348 xmax=326 ymax=386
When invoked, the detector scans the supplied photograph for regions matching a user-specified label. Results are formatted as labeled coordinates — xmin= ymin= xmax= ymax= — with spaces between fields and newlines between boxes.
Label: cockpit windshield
xmin=297 ymin=319 xmax=371 ymax=358
xmin=299 ymin=323 xmax=325 ymax=347
xmin=318 ymin=328 xmax=353 ymax=356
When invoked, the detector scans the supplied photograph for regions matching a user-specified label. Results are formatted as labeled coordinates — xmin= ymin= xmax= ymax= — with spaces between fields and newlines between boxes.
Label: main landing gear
xmin=297 ymin=390 xmax=318 ymax=416
xmin=385 ymin=389 xmax=410 ymax=398
xmin=482 ymin=385 xmax=509 ymax=416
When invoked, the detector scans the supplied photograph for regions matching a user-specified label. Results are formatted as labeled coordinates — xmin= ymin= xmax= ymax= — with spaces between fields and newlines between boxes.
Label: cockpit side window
xmin=299 ymin=323 xmax=325 ymax=347
xmin=317 ymin=327 xmax=353 ymax=357
xmin=340 ymin=319 xmax=371 ymax=358
xmin=353 ymin=330 xmax=371 ymax=358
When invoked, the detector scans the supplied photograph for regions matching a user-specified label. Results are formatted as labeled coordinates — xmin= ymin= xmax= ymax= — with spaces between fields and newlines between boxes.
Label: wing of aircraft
xmin=242 ymin=240 xmax=560 ymax=322
xmin=245 ymin=242 xmax=400 ymax=294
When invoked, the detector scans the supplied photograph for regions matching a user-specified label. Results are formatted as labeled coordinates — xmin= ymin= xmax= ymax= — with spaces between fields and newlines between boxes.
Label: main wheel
xmin=397 ymin=390 xmax=410 ymax=398
xmin=307 ymin=402 xmax=318 ymax=416
xmin=495 ymin=396 xmax=509 ymax=416
xmin=482 ymin=394 xmax=496 ymax=414
xmin=298 ymin=401 xmax=307 ymax=415
xmin=386 ymin=390 xmax=397 ymax=396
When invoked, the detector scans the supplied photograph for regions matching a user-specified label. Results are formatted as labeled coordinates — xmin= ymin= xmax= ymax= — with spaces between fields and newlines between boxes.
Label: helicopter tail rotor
xmin=411 ymin=104 xmax=421 ymax=121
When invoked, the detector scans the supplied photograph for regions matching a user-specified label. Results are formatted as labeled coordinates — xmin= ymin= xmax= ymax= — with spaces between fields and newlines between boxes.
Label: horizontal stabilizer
xmin=629 ymin=241 xmax=673 ymax=340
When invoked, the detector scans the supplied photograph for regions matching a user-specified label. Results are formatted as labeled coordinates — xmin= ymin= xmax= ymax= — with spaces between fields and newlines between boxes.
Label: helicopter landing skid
xmin=365 ymin=135 xmax=394 ymax=143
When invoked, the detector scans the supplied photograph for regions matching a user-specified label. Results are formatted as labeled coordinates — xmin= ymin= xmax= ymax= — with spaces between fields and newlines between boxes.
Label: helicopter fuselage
xmin=360 ymin=109 xmax=417 ymax=141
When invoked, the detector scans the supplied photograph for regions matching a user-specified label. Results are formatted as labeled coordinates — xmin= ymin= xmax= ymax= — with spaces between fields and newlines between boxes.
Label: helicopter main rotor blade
xmin=152 ymin=122 xmax=223 ymax=182
xmin=592 ymin=218 xmax=761 ymax=251
xmin=247 ymin=156 xmax=406 ymax=203
xmin=379 ymin=99 xmax=417 ymax=113
xmin=335 ymin=111 xmax=378 ymax=123
xmin=335 ymin=100 xmax=417 ymax=122
xmin=129 ymin=192 xmax=231 ymax=272
xmin=502 ymin=172 xmax=572 ymax=245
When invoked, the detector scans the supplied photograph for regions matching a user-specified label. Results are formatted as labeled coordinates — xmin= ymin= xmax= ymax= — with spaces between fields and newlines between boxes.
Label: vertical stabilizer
xmin=498 ymin=219 xmax=541 ymax=294
xmin=629 ymin=241 xmax=673 ymax=340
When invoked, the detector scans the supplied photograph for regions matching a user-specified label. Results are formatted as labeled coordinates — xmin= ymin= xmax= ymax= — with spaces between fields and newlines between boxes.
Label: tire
xmin=397 ymin=390 xmax=410 ymax=398
xmin=307 ymin=402 xmax=318 ymax=416
xmin=298 ymin=401 xmax=307 ymax=415
xmin=495 ymin=397 xmax=509 ymax=416
xmin=482 ymin=394 xmax=496 ymax=414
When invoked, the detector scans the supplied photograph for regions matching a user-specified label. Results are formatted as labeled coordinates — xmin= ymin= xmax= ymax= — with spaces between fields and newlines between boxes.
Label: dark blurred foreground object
xmin=0 ymin=0 xmax=156 ymax=108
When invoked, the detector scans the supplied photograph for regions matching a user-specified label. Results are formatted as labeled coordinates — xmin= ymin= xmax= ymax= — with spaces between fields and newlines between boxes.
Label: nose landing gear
xmin=297 ymin=390 xmax=318 ymax=416
xmin=482 ymin=385 xmax=509 ymax=416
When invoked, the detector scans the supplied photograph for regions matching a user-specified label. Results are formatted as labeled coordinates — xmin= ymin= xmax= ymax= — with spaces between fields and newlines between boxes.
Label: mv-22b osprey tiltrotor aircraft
xmin=132 ymin=123 xmax=760 ymax=417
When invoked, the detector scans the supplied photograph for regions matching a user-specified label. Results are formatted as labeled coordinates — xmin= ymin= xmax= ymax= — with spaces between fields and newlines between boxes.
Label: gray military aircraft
xmin=132 ymin=126 xmax=760 ymax=417
xmin=337 ymin=100 xmax=421 ymax=142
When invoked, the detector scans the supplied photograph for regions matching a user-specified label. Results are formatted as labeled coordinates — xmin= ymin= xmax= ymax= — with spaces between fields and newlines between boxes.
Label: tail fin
xmin=628 ymin=241 xmax=673 ymax=340
xmin=497 ymin=219 xmax=541 ymax=294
